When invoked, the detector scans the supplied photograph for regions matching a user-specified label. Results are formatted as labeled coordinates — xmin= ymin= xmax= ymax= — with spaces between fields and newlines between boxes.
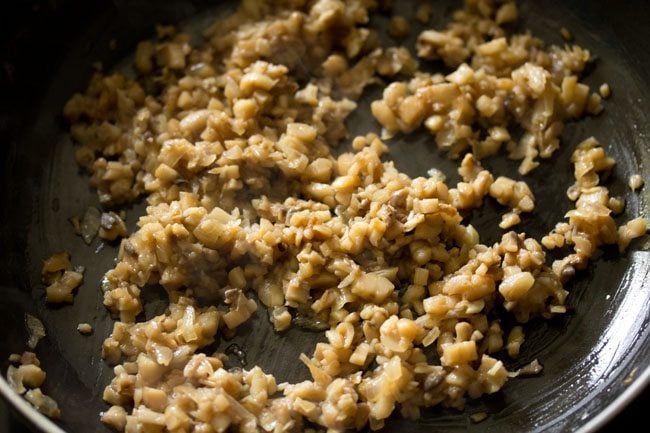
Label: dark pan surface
xmin=1 ymin=1 xmax=649 ymax=432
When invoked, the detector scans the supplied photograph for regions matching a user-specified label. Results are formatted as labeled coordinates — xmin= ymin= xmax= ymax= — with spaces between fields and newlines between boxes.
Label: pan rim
xmin=0 ymin=375 xmax=65 ymax=433
xmin=576 ymin=365 xmax=650 ymax=433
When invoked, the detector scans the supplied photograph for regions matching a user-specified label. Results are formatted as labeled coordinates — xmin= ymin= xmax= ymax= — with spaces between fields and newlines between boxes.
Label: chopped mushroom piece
xmin=470 ymin=412 xmax=488 ymax=423
xmin=6 ymin=352 xmax=59 ymax=419
xmin=42 ymin=252 xmax=84 ymax=303
xmin=77 ymin=323 xmax=94 ymax=335
xmin=489 ymin=176 xmax=535 ymax=213
xmin=629 ymin=174 xmax=644 ymax=191
xmin=25 ymin=388 xmax=61 ymax=419
xmin=599 ymin=83 xmax=611 ymax=99
xmin=618 ymin=217 xmax=648 ymax=252
xmin=99 ymin=211 xmax=128 ymax=241
xmin=41 ymin=252 xmax=71 ymax=284
xmin=101 ymin=405 xmax=127 ymax=431
xmin=46 ymin=270 xmax=83 ymax=303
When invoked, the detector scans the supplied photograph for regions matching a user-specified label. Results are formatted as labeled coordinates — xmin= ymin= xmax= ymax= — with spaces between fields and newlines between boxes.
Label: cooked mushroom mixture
xmin=58 ymin=0 xmax=646 ymax=431
xmin=7 ymin=352 xmax=61 ymax=419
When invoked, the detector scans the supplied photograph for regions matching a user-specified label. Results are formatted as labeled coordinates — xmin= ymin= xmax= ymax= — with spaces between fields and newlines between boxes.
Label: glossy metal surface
xmin=0 ymin=1 xmax=648 ymax=432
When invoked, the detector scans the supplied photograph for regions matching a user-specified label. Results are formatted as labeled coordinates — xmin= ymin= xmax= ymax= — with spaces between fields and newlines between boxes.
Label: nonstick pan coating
xmin=1 ymin=1 xmax=649 ymax=432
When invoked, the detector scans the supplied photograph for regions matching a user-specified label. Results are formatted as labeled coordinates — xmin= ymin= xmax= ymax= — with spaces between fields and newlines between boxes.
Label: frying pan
xmin=1 ymin=0 xmax=649 ymax=432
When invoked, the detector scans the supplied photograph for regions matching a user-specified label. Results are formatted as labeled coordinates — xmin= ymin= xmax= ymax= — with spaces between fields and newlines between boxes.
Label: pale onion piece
xmin=7 ymin=366 xmax=26 ymax=394
xmin=517 ymin=359 xmax=544 ymax=376
xmin=180 ymin=305 xmax=198 ymax=342
xmin=351 ymin=273 xmax=395 ymax=303
xmin=629 ymin=174 xmax=644 ymax=191
xmin=152 ymin=344 xmax=173 ymax=366
xmin=80 ymin=206 xmax=102 ymax=245
xmin=101 ymin=405 xmax=127 ymax=431
xmin=470 ymin=412 xmax=488 ymax=423
xmin=17 ymin=364 xmax=46 ymax=388
xmin=24 ymin=388 xmax=61 ymax=419
xmin=77 ymin=323 xmax=93 ymax=335
xmin=299 ymin=353 xmax=332 ymax=386
xmin=508 ymin=359 xmax=544 ymax=378
xmin=25 ymin=314 xmax=46 ymax=350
